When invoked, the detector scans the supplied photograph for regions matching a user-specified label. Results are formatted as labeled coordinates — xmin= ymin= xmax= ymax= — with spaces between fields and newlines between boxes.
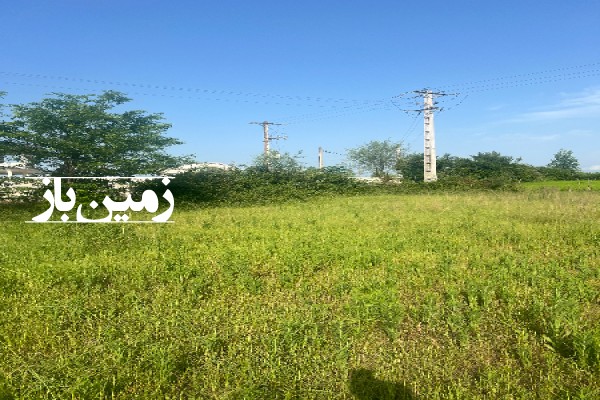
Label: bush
xmin=133 ymin=167 xmax=368 ymax=206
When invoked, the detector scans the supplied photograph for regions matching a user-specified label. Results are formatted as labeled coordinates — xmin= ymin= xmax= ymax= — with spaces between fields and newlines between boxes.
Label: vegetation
xmin=397 ymin=150 xmax=598 ymax=184
xmin=0 ymin=192 xmax=598 ymax=399
xmin=520 ymin=180 xmax=600 ymax=191
xmin=133 ymin=166 xmax=366 ymax=207
xmin=398 ymin=151 xmax=537 ymax=183
xmin=250 ymin=151 xmax=305 ymax=173
xmin=1 ymin=91 xmax=598 ymax=398
xmin=0 ymin=91 xmax=193 ymax=176
xmin=347 ymin=140 xmax=403 ymax=177
xmin=548 ymin=149 xmax=580 ymax=172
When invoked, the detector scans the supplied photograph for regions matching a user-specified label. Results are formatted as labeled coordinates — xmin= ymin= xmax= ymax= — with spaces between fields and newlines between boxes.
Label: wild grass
xmin=0 ymin=191 xmax=599 ymax=399
xmin=521 ymin=180 xmax=600 ymax=191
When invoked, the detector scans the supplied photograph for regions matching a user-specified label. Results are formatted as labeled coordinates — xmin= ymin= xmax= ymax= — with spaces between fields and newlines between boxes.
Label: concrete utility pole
xmin=423 ymin=90 xmax=437 ymax=182
xmin=318 ymin=148 xmax=343 ymax=169
xmin=413 ymin=89 xmax=446 ymax=182
xmin=394 ymin=88 xmax=460 ymax=182
xmin=318 ymin=146 xmax=324 ymax=169
xmin=249 ymin=121 xmax=284 ymax=155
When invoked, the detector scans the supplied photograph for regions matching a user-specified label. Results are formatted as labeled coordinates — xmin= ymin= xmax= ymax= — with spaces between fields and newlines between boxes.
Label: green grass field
xmin=521 ymin=180 xmax=600 ymax=191
xmin=1 ymin=192 xmax=599 ymax=399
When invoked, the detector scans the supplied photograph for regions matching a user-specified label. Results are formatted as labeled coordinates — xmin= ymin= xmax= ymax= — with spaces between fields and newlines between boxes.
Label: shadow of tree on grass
xmin=349 ymin=368 xmax=417 ymax=400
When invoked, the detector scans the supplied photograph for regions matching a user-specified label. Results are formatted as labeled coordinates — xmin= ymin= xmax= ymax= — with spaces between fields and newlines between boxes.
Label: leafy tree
xmin=0 ymin=91 xmax=193 ymax=176
xmin=547 ymin=149 xmax=580 ymax=172
xmin=454 ymin=151 xmax=542 ymax=182
xmin=347 ymin=140 xmax=403 ymax=177
xmin=437 ymin=153 xmax=471 ymax=176
xmin=397 ymin=151 xmax=540 ymax=183
xmin=467 ymin=152 xmax=518 ymax=178
xmin=396 ymin=152 xmax=424 ymax=181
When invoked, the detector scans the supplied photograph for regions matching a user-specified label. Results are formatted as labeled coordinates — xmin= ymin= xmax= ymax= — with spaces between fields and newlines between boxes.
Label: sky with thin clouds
xmin=514 ymin=88 xmax=600 ymax=122
xmin=0 ymin=0 xmax=599 ymax=170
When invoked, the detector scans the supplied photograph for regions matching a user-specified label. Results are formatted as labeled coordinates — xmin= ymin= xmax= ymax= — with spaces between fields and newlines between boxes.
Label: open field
xmin=521 ymin=180 xmax=600 ymax=191
xmin=1 ymin=192 xmax=599 ymax=399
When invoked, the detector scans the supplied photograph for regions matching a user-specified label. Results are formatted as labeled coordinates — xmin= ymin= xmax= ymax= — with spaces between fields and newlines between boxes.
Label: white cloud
xmin=588 ymin=165 xmax=600 ymax=171
xmin=510 ymin=87 xmax=600 ymax=122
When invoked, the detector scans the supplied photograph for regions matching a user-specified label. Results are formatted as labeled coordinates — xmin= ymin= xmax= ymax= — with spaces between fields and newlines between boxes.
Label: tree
xmin=0 ymin=91 xmax=193 ymax=176
xmin=347 ymin=140 xmax=403 ymax=177
xmin=397 ymin=151 xmax=541 ymax=183
xmin=468 ymin=151 xmax=520 ymax=178
xmin=547 ymin=149 xmax=580 ymax=172
xmin=396 ymin=152 xmax=424 ymax=181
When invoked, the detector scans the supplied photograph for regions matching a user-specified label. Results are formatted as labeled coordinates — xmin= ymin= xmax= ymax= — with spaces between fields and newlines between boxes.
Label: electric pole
xmin=394 ymin=89 xmax=459 ymax=182
xmin=318 ymin=146 xmax=324 ymax=169
xmin=420 ymin=90 xmax=437 ymax=182
xmin=249 ymin=121 xmax=285 ymax=155
xmin=318 ymin=148 xmax=343 ymax=169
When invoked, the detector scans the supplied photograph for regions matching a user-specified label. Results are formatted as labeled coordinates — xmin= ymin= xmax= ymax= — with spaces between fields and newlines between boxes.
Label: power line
xmin=435 ymin=67 xmax=600 ymax=93
xmin=322 ymin=149 xmax=344 ymax=156
xmin=2 ymin=60 xmax=598 ymax=128
xmin=0 ymin=70 xmax=385 ymax=107
xmin=318 ymin=147 xmax=345 ymax=169
xmin=398 ymin=112 xmax=421 ymax=145
xmin=0 ymin=80 xmax=372 ymax=109
xmin=278 ymin=100 xmax=396 ymax=124
xmin=436 ymin=61 xmax=600 ymax=91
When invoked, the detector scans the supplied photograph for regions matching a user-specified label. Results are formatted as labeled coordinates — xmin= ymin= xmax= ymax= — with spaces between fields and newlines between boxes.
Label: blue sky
xmin=1 ymin=0 xmax=599 ymax=170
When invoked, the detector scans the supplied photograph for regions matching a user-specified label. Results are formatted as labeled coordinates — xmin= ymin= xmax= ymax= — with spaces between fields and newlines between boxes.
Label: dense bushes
xmin=133 ymin=166 xmax=533 ymax=207
xmin=134 ymin=167 xmax=370 ymax=206
xmin=6 ymin=163 xmax=599 ymax=208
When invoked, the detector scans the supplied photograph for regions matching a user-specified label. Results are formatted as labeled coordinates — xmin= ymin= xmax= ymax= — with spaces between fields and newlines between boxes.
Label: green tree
xmin=347 ymin=140 xmax=403 ymax=177
xmin=467 ymin=151 xmax=520 ymax=178
xmin=437 ymin=153 xmax=471 ymax=177
xmin=396 ymin=152 xmax=424 ymax=181
xmin=547 ymin=149 xmax=580 ymax=172
xmin=396 ymin=153 xmax=470 ymax=182
xmin=397 ymin=151 xmax=540 ymax=183
xmin=0 ymin=91 xmax=193 ymax=176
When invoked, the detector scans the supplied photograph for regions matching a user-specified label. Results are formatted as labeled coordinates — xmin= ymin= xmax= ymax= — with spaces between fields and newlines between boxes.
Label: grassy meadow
xmin=0 ymin=191 xmax=599 ymax=399
xmin=520 ymin=180 xmax=600 ymax=191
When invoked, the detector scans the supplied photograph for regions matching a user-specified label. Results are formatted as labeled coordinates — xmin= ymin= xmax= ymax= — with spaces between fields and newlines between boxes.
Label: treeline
xmin=3 ymin=149 xmax=599 ymax=207
xmin=397 ymin=151 xmax=600 ymax=184
xmin=133 ymin=150 xmax=600 ymax=207
xmin=134 ymin=166 xmax=368 ymax=207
